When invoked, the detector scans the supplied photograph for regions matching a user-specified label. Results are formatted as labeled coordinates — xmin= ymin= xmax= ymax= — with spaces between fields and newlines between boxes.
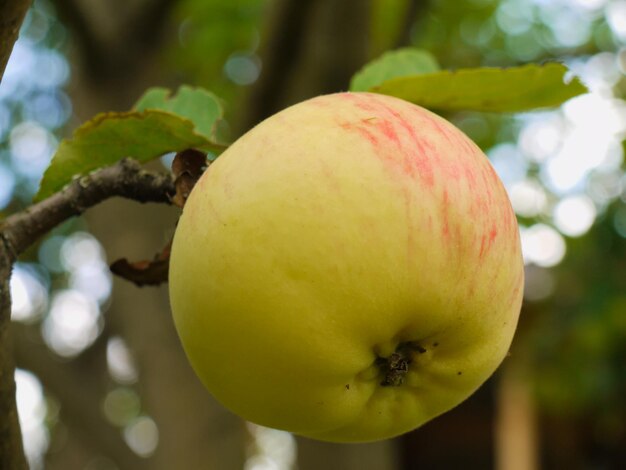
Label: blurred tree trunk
xmin=89 ymin=199 xmax=245 ymax=469
xmin=238 ymin=0 xmax=371 ymax=132
xmin=399 ymin=382 xmax=496 ymax=468
xmin=0 ymin=251 xmax=27 ymax=470
xmin=1 ymin=2 xmax=33 ymax=468
xmin=495 ymin=360 xmax=539 ymax=470
xmin=297 ymin=438 xmax=399 ymax=470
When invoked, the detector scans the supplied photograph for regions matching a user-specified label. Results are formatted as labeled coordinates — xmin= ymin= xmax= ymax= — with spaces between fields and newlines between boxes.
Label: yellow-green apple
xmin=168 ymin=92 xmax=524 ymax=442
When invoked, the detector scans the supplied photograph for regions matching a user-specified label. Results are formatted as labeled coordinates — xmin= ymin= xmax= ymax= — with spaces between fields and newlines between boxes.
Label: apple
xmin=168 ymin=92 xmax=524 ymax=442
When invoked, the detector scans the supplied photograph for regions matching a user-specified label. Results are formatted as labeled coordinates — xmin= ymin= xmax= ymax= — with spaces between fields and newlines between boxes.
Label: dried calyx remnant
xmin=376 ymin=342 xmax=426 ymax=386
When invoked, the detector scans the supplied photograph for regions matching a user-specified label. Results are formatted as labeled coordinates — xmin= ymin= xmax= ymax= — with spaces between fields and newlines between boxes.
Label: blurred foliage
xmin=167 ymin=0 xmax=267 ymax=118
xmin=413 ymin=0 xmax=611 ymax=68
xmin=528 ymin=197 xmax=626 ymax=420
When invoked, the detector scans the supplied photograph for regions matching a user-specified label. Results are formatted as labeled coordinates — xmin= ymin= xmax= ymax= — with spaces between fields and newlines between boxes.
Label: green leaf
xmin=350 ymin=48 xmax=440 ymax=92
xmin=35 ymin=111 xmax=213 ymax=201
xmin=35 ymin=85 xmax=229 ymax=202
xmin=372 ymin=63 xmax=588 ymax=112
xmin=134 ymin=85 xmax=224 ymax=142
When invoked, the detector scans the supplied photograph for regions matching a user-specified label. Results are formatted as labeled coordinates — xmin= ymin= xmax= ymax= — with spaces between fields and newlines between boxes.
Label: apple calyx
xmin=376 ymin=342 xmax=426 ymax=387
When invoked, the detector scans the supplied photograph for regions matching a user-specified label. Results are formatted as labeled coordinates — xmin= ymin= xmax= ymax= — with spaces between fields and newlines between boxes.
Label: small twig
xmin=0 ymin=158 xmax=175 ymax=261
xmin=108 ymin=149 xmax=208 ymax=286
xmin=110 ymin=240 xmax=171 ymax=287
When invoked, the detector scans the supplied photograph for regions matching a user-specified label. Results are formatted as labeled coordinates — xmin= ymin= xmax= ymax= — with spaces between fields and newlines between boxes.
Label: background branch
xmin=126 ymin=0 xmax=177 ymax=52
xmin=239 ymin=0 xmax=370 ymax=133
xmin=0 ymin=250 xmax=27 ymax=469
xmin=1 ymin=2 xmax=37 ymax=466
xmin=51 ymin=0 xmax=108 ymax=77
xmin=0 ymin=0 xmax=31 ymax=83
xmin=394 ymin=0 xmax=430 ymax=48
xmin=239 ymin=0 xmax=316 ymax=132
xmin=51 ymin=0 xmax=177 ymax=83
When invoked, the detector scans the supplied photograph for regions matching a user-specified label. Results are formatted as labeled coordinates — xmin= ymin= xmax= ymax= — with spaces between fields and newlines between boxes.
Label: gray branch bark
xmin=1 ymin=159 xmax=174 ymax=257
xmin=1 ymin=2 xmax=34 ymax=466
xmin=0 ymin=250 xmax=26 ymax=469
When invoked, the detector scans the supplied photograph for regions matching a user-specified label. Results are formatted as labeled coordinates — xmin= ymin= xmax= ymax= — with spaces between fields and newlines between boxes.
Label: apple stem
xmin=376 ymin=342 xmax=426 ymax=387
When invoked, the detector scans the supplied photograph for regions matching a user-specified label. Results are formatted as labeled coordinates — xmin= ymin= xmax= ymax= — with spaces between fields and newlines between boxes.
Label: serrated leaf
xmin=35 ymin=111 xmax=212 ymax=201
xmin=350 ymin=48 xmax=440 ymax=92
xmin=134 ymin=85 xmax=224 ymax=142
xmin=372 ymin=63 xmax=588 ymax=112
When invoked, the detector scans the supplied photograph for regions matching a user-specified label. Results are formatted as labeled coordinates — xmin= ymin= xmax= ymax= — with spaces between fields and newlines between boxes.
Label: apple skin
xmin=169 ymin=92 xmax=524 ymax=443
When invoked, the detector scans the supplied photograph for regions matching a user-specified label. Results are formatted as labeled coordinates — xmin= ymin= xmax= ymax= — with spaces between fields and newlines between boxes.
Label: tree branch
xmin=0 ymin=250 xmax=27 ymax=470
xmin=0 ymin=5 xmax=31 ymax=464
xmin=1 ymin=158 xmax=174 ymax=260
xmin=51 ymin=0 xmax=178 ymax=82
xmin=0 ymin=158 xmax=174 ymax=469
xmin=394 ymin=0 xmax=430 ymax=48
xmin=0 ymin=0 xmax=32 ymax=84
xmin=128 ymin=0 xmax=177 ymax=51
xmin=51 ymin=0 xmax=110 ymax=78
xmin=239 ymin=0 xmax=370 ymax=133
xmin=239 ymin=0 xmax=317 ymax=132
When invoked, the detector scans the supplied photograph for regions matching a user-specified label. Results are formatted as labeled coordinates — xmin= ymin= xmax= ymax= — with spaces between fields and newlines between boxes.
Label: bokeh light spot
xmin=16 ymin=369 xmax=49 ymax=468
xmin=224 ymin=52 xmax=261 ymax=85
xmin=107 ymin=337 xmax=138 ymax=384
xmin=124 ymin=416 xmax=159 ymax=457
xmin=520 ymin=223 xmax=567 ymax=267
xmin=42 ymin=290 xmax=102 ymax=357
xmin=553 ymin=195 xmax=597 ymax=237
xmin=523 ymin=265 xmax=556 ymax=302
xmin=245 ymin=424 xmax=296 ymax=470
xmin=509 ymin=179 xmax=548 ymax=217
xmin=103 ymin=388 xmax=141 ymax=427
xmin=10 ymin=263 xmax=48 ymax=322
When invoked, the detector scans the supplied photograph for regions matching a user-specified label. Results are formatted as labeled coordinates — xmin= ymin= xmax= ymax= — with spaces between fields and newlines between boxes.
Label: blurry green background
xmin=2 ymin=0 xmax=625 ymax=468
